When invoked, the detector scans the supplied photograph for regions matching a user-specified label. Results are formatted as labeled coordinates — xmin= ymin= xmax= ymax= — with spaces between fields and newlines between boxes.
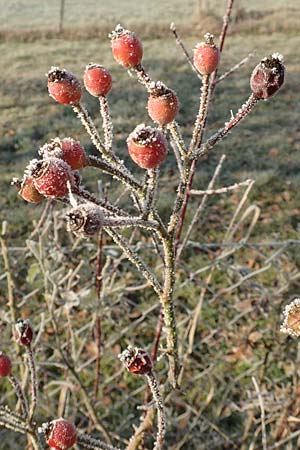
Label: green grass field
xmin=1 ymin=1 xmax=300 ymax=449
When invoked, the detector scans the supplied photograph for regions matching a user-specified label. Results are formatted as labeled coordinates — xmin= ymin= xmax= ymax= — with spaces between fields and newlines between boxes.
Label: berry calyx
xmin=84 ymin=64 xmax=112 ymax=97
xmin=193 ymin=33 xmax=220 ymax=75
xmin=41 ymin=419 xmax=77 ymax=450
xmin=127 ymin=124 xmax=168 ymax=169
xmin=28 ymin=158 xmax=74 ymax=198
xmin=47 ymin=67 xmax=82 ymax=105
xmin=66 ymin=204 xmax=104 ymax=237
xmin=147 ymin=82 xmax=179 ymax=125
xmin=110 ymin=24 xmax=143 ymax=69
xmin=0 ymin=353 xmax=12 ymax=377
xmin=13 ymin=176 xmax=45 ymax=204
xmin=119 ymin=346 xmax=153 ymax=375
xmin=250 ymin=53 xmax=285 ymax=99
xmin=40 ymin=138 xmax=87 ymax=170
xmin=14 ymin=319 xmax=34 ymax=347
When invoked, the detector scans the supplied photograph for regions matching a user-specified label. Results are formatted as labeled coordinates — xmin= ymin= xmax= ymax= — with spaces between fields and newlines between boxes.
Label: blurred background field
xmin=1 ymin=1 xmax=300 ymax=449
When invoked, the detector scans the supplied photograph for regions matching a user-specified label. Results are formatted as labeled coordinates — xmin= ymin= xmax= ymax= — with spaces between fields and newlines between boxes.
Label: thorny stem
xmin=193 ymin=94 xmax=260 ymax=159
xmin=8 ymin=374 xmax=28 ymax=418
xmin=27 ymin=346 xmax=37 ymax=421
xmin=104 ymin=216 xmax=160 ymax=232
xmin=77 ymin=434 xmax=121 ymax=450
xmin=160 ymin=237 xmax=179 ymax=387
xmin=105 ymin=228 xmax=163 ymax=297
xmin=142 ymin=168 xmax=159 ymax=220
xmin=210 ymin=0 xmax=235 ymax=95
xmin=189 ymin=74 xmax=210 ymax=153
xmin=99 ymin=96 xmax=113 ymax=151
xmin=169 ymin=75 xmax=211 ymax=240
xmin=73 ymin=103 xmax=133 ymax=180
xmin=0 ymin=407 xmax=42 ymax=450
xmin=145 ymin=372 xmax=166 ymax=450
xmin=87 ymin=156 xmax=142 ymax=193
xmin=133 ymin=64 xmax=152 ymax=90
xmin=168 ymin=121 xmax=187 ymax=159
xmin=74 ymin=185 xmax=131 ymax=217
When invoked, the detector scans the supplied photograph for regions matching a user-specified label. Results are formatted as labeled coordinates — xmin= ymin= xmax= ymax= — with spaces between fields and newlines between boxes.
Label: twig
xmin=77 ymin=433 xmax=121 ymax=450
xmin=26 ymin=346 xmax=38 ymax=421
xmin=210 ymin=0 xmax=235 ymax=95
xmin=170 ymin=22 xmax=202 ymax=80
xmin=193 ymin=94 xmax=260 ymax=160
xmin=216 ymin=51 xmax=255 ymax=84
xmin=8 ymin=374 xmax=29 ymax=418
xmin=145 ymin=373 xmax=166 ymax=450
xmin=252 ymin=376 xmax=268 ymax=450
xmin=99 ymin=96 xmax=113 ymax=151
xmin=190 ymin=178 xmax=253 ymax=195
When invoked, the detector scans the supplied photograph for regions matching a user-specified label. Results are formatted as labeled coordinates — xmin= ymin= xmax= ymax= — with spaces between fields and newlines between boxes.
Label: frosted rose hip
xmin=147 ymin=82 xmax=179 ymax=125
xmin=0 ymin=353 xmax=12 ymax=377
xmin=193 ymin=33 xmax=220 ymax=75
xmin=110 ymin=24 xmax=143 ymax=68
xmin=84 ymin=64 xmax=112 ymax=97
xmin=250 ymin=53 xmax=285 ymax=99
xmin=127 ymin=124 xmax=168 ymax=169
xmin=47 ymin=67 xmax=82 ymax=105
xmin=14 ymin=319 xmax=34 ymax=347
xmin=43 ymin=419 xmax=77 ymax=450
xmin=29 ymin=158 xmax=74 ymax=198
xmin=40 ymin=137 xmax=87 ymax=170
xmin=119 ymin=346 xmax=153 ymax=375
xmin=18 ymin=176 xmax=45 ymax=203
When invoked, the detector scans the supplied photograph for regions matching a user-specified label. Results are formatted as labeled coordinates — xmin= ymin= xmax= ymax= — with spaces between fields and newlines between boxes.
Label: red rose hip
xmin=110 ymin=24 xmax=143 ymax=68
xmin=193 ymin=33 xmax=220 ymax=75
xmin=250 ymin=53 xmax=285 ymax=99
xmin=17 ymin=176 xmax=45 ymax=203
xmin=84 ymin=64 xmax=112 ymax=97
xmin=29 ymin=158 xmax=74 ymax=198
xmin=0 ymin=353 xmax=12 ymax=377
xmin=47 ymin=67 xmax=82 ymax=105
xmin=127 ymin=124 xmax=168 ymax=169
xmin=40 ymin=137 xmax=87 ymax=170
xmin=14 ymin=319 xmax=34 ymax=347
xmin=42 ymin=419 xmax=77 ymax=450
xmin=119 ymin=346 xmax=153 ymax=375
xmin=147 ymin=82 xmax=179 ymax=125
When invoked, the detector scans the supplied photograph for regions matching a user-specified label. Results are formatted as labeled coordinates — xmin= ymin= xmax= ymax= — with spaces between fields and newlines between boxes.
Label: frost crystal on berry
xmin=281 ymin=299 xmax=300 ymax=337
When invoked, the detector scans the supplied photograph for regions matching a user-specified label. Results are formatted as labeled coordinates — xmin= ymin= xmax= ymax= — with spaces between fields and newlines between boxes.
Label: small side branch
xmin=99 ymin=96 xmax=113 ymax=151
xmin=170 ymin=22 xmax=202 ymax=80
xmin=105 ymin=228 xmax=163 ymax=297
xmin=193 ymin=94 xmax=260 ymax=159
xmin=145 ymin=373 xmax=166 ymax=450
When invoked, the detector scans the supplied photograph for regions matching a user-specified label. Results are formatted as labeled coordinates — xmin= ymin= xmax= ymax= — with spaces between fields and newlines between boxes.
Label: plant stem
xmin=99 ymin=96 xmax=113 ymax=151
xmin=8 ymin=374 xmax=28 ymax=418
xmin=27 ymin=346 xmax=37 ymax=421
xmin=145 ymin=372 xmax=166 ymax=450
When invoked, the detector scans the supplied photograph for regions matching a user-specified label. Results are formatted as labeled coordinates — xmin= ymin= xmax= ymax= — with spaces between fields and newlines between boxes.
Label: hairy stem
xmin=99 ymin=96 xmax=113 ymax=151
xmin=145 ymin=372 xmax=166 ymax=450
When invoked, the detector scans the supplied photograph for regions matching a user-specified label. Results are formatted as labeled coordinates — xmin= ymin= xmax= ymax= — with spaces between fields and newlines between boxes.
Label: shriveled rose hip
xmin=14 ymin=319 xmax=34 ymax=347
xmin=42 ymin=419 xmax=77 ymax=450
xmin=40 ymin=137 xmax=87 ymax=170
xmin=47 ymin=67 xmax=82 ymax=105
xmin=127 ymin=124 xmax=168 ymax=169
xmin=66 ymin=204 xmax=104 ymax=238
xmin=119 ymin=346 xmax=153 ymax=375
xmin=0 ymin=353 xmax=12 ymax=377
xmin=110 ymin=24 xmax=143 ymax=68
xmin=84 ymin=64 xmax=112 ymax=97
xmin=29 ymin=158 xmax=74 ymax=198
xmin=147 ymin=82 xmax=179 ymax=125
xmin=193 ymin=33 xmax=220 ymax=75
xmin=250 ymin=53 xmax=285 ymax=99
